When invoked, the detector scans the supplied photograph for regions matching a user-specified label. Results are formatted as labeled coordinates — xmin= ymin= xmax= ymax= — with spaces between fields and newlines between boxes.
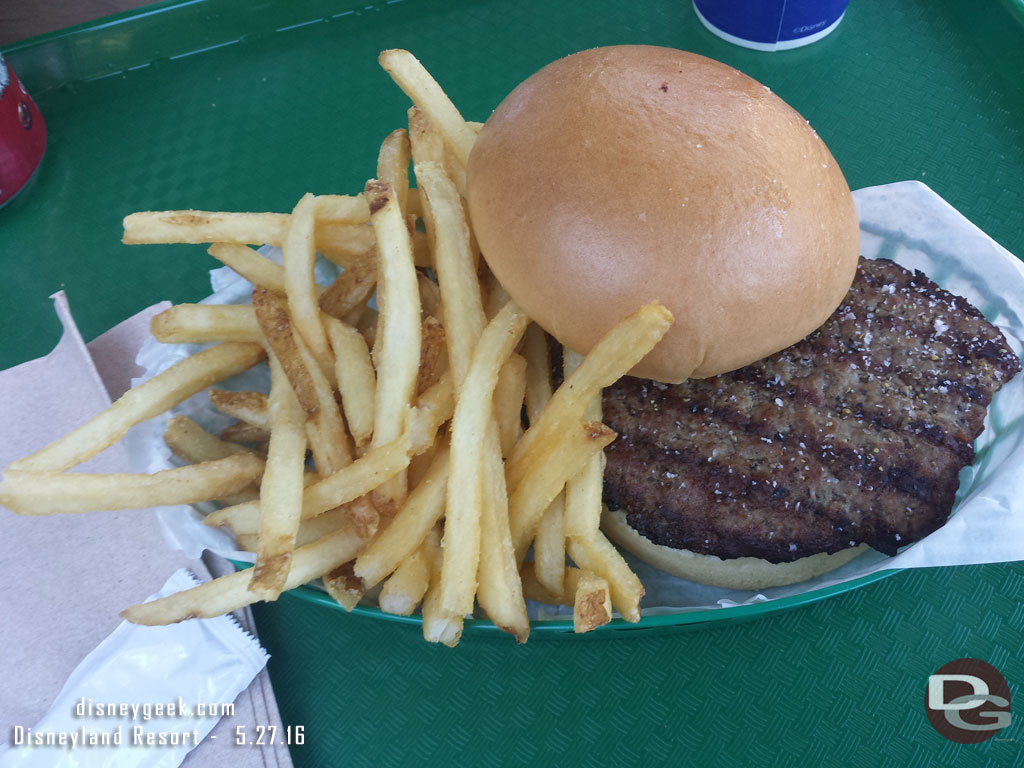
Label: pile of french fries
xmin=0 ymin=50 xmax=673 ymax=645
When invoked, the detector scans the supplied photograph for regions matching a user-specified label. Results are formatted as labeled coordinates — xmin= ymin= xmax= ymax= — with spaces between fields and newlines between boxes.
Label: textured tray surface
xmin=4 ymin=1 xmax=1024 ymax=765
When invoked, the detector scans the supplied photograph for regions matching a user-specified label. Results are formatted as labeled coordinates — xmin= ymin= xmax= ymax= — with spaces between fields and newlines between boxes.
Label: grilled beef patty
xmin=602 ymin=258 xmax=1021 ymax=563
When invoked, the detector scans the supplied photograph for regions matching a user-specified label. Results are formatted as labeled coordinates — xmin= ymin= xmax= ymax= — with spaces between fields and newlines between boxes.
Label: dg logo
xmin=925 ymin=658 xmax=1012 ymax=744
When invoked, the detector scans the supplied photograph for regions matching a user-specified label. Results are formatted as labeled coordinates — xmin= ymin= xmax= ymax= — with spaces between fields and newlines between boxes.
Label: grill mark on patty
xmin=602 ymin=257 xmax=1021 ymax=563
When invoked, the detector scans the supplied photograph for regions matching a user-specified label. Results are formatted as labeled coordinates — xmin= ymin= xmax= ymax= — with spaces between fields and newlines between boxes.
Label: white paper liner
xmin=129 ymin=181 xmax=1024 ymax=618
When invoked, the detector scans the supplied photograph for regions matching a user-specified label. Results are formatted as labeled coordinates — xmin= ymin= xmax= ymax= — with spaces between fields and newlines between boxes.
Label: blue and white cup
xmin=693 ymin=0 xmax=851 ymax=51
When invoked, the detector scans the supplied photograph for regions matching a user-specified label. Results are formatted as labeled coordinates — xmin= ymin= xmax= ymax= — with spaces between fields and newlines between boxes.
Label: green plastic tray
xmin=5 ymin=1 xmax=1024 ymax=766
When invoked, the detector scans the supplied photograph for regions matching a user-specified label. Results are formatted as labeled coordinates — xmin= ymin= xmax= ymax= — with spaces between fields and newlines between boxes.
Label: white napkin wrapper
xmin=128 ymin=181 xmax=1024 ymax=617
xmin=0 ymin=570 xmax=268 ymax=768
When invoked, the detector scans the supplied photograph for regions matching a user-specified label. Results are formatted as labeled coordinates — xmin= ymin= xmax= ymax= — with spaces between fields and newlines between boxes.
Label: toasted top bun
xmin=467 ymin=45 xmax=860 ymax=382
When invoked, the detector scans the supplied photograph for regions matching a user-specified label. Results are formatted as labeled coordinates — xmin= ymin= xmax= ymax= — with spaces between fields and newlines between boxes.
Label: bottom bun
xmin=601 ymin=508 xmax=868 ymax=590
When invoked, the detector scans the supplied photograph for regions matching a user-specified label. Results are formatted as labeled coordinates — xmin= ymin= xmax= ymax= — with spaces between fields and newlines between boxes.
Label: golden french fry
xmin=10 ymin=342 xmax=266 ymax=472
xmin=377 ymin=129 xmax=412 ymax=217
xmin=562 ymin=348 xmax=604 ymax=539
xmin=522 ymin=323 xmax=553 ymax=425
xmin=123 ymin=211 xmax=292 ymax=245
xmin=207 ymin=243 xmax=327 ymax=297
xmin=379 ymin=49 xmax=477 ymax=168
xmin=122 ymin=523 xmax=368 ymax=624
xmin=164 ymin=414 xmax=255 ymax=462
xmin=408 ymin=106 xmax=445 ymax=167
xmin=442 ymin=301 xmax=530 ymax=617
xmin=509 ymin=421 xmax=616 ymax=561
xmin=476 ymin=421 xmax=529 ymax=643
xmin=163 ymin=415 xmax=261 ymax=505
xmin=253 ymin=287 xmax=352 ymax=475
xmin=443 ymin=140 xmax=468 ymax=198
xmin=221 ymin=422 xmax=271 ymax=445
xmin=420 ymin=527 xmax=462 ymax=647
xmin=416 ymin=315 xmax=448 ymax=395
xmin=204 ymin=433 xmax=413 ymax=534
xmin=150 ymin=304 xmax=261 ymax=345
xmin=208 ymin=390 xmax=269 ymax=428
xmin=417 ymin=271 xmax=442 ymax=318
xmin=573 ymin=569 xmax=612 ymax=633
xmin=249 ymin=355 xmax=307 ymax=600
xmin=533 ymin=492 xmax=566 ymax=596
xmin=378 ymin=548 xmax=430 ymax=616
xmin=318 ymin=253 xmax=377 ymax=321
xmin=493 ymin=353 xmax=526 ymax=458
xmin=519 ymin=564 xmax=577 ymax=607
xmin=366 ymin=179 xmax=422 ymax=517
xmin=323 ymin=561 xmax=365 ymax=612
xmin=415 ymin=161 xmax=486 ymax=387
xmin=0 ymin=454 xmax=264 ymax=516
xmin=315 ymin=194 xmax=371 ymax=223
xmin=353 ymin=445 xmax=449 ymax=589
xmin=124 ymin=210 xmax=371 ymax=254
xmin=405 ymin=373 xmax=454 ymax=453
xmin=283 ymin=194 xmax=334 ymax=381
xmin=507 ymin=302 xmax=673 ymax=493
xmin=317 ymin=223 xmax=377 ymax=267
xmin=324 ymin=316 xmax=377 ymax=449
xmin=568 ymin=526 xmax=644 ymax=624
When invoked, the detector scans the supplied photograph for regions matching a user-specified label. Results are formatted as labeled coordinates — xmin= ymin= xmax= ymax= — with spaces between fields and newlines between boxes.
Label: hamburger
xmin=467 ymin=45 xmax=1021 ymax=589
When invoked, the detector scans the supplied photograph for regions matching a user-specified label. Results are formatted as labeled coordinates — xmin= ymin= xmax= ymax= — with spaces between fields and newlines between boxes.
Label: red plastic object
xmin=0 ymin=53 xmax=45 ymax=207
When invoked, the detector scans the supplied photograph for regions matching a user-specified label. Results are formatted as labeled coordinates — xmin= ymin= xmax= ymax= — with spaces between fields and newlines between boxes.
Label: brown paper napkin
xmin=0 ymin=293 xmax=291 ymax=768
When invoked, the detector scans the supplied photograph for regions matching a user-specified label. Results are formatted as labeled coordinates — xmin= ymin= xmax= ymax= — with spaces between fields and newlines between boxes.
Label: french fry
xmin=163 ymin=415 xmax=261 ymax=505
xmin=417 ymin=273 xmax=442 ymax=321
xmin=377 ymin=129 xmax=412 ymax=217
xmin=282 ymin=193 xmax=335 ymax=384
xmin=323 ymin=562 xmax=365 ymax=612
xmin=476 ymin=421 xmax=529 ymax=642
xmin=317 ymin=223 xmax=377 ymax=267
xmin=405 ymin=373 xmax=455 ymax=453
xmin=442 ymin=301 xmax=530 ymax=617
xmin=164 ymin=414 xmax=255 ymax=462
xmin=10 ymin=342 xmax=266 ymax=472
xmin=519 ymin=564 xmax=581 ymax=608
xmin=408 ymin=106 xmax=445 ymax=167
xmin=0 ymin=454 xmax=264 ymax=516
xmin=249 ymin=356 xmax=307 ymax=600
xmin=573 ymin=569 xmax=612 ymax=633
xmin=507 ymin=302 xmax=673 ymax=493
xmin=509 ymin=421 xmax=616 ymax=562
xmin=420 ymin=528 xmax=462 ymax=647
xmin=207 ymin=243 xmax=326 ymax=297
xmin=415 ymin=161 xmax=485 ymax=386
xmin=208 ymin=390 xmax=269 ymax=428
xmin=493 ymin=353 xmax=526 ymax=458
xmin=533 ymin=492 xmax=566 ymax=596
xmin=203 ymin=433 xmax=413 ymax=534
xmin=379 ymin=49 xmax=477 ymax=168
xmin=378 ymin=548 xmax=430 ymax=616
xmin=366 ymin=179 xmax=422 ymax=517
xmin=522 ymin=323 xmax=553 ymax=424
xmin=324 ymin=316 xmax=377 ymax=449
xmin=416 ymin=315 xmax=448 ymax=395
xmin=353 ymin=445 xmax=449 ymax=589
xmin=315 ymin=194 xmax=371 ymax=223
xmin=253 ymin=287 xmax=353 ymax=476
xmin=150 ymin=304 xmax=261 ymax=345
xmin=562 ymin=348 xmax=604 ymax=539
xmin=221 ymin=422 xmax=270 ymax=445
xmin=318 ymin=253 xmax=377 ymax=321
xmin=123 ymin=211 xmax=292 ymax=245
xmin=122 ymin=522 xmax=368 ymax=624
xmin=568 ymin=527 xmax=645 ymax=624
